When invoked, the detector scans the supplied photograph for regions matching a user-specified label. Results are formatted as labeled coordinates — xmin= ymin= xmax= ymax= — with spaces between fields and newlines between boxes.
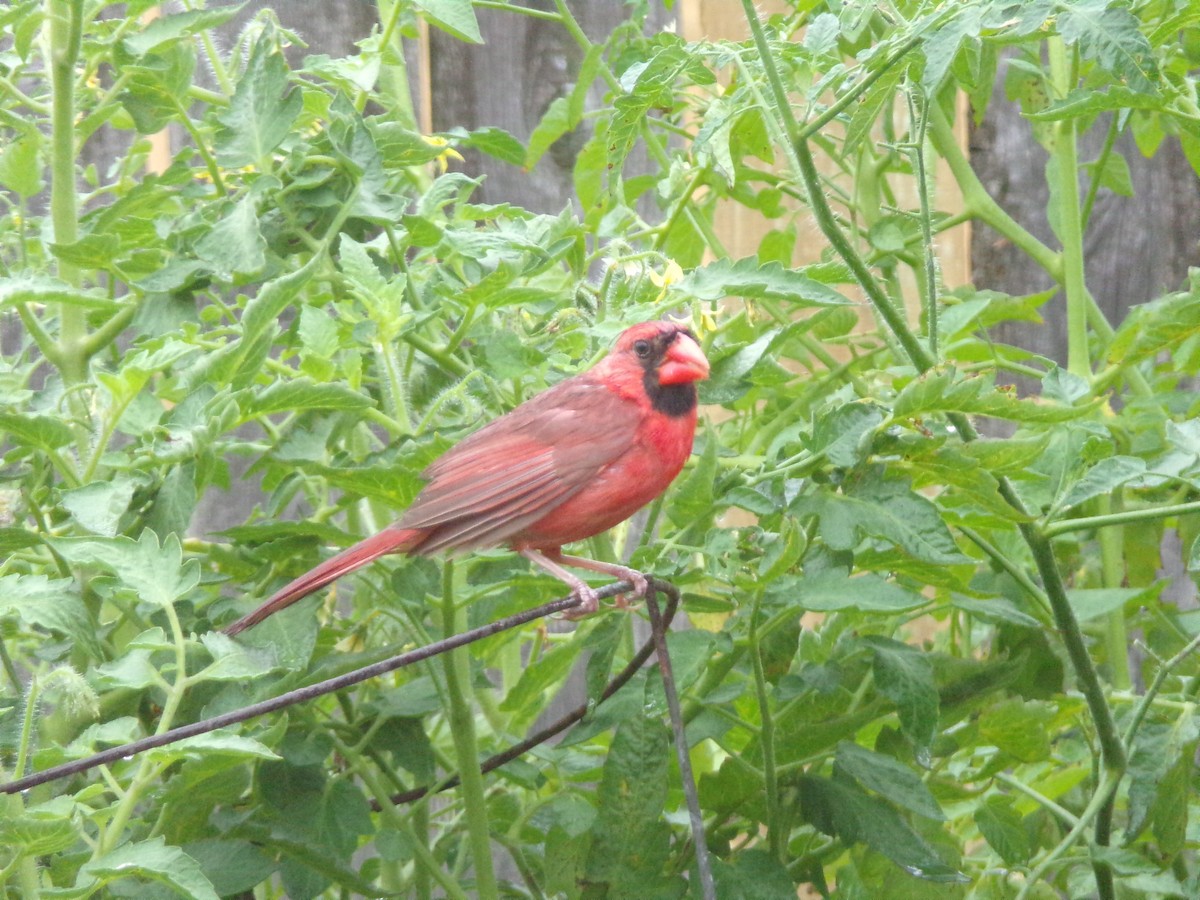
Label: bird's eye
xmin=633 ymin=339 xmax=652 ymax=358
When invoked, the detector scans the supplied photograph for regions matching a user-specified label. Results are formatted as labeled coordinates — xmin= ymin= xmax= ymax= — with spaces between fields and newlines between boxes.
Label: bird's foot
xmin=520 ymin=548 xmax=651 ymax=618
xmin=609 ymin=568 xmax=649 ymax=609
xmin=562 ymin=583 xmax=601 ymax=619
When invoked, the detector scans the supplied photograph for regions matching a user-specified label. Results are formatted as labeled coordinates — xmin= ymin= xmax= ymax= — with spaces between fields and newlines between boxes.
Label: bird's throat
xmin=644 ymin=376 xmax=697 ymax=418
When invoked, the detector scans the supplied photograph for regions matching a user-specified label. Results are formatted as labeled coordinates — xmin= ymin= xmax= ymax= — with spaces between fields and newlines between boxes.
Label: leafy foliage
xmin=2 ymin=1 xmax=1200 ymax=898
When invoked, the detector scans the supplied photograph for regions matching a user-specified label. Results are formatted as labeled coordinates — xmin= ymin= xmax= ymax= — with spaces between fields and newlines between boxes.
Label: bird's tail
xmin=222 ymin=527 xmax=424 ymax=636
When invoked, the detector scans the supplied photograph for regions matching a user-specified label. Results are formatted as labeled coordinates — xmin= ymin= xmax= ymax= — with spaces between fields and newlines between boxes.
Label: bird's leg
xmin=520 ymin=548 xmax=601 ymax=615
xmin=550 ymin=552 xmax=649 ymax=607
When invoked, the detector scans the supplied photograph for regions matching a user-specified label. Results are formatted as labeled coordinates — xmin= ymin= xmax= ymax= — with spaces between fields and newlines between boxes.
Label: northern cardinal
xmin=223 ymin=320 xmax=709 ymax=635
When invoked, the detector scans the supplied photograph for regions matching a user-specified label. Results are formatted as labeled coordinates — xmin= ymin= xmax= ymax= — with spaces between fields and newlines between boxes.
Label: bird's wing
xmin=397 ymin=376 xmax=641 ymax=552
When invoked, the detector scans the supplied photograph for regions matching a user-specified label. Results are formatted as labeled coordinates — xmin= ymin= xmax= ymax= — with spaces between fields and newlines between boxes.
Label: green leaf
xmin=49 ymin=233 xmax=122 ymax=270
xmin=922 ymin=5 xmax=982 ymax=91
xmin=799 ymin=777 xmax=965 ymax=882
xmin=148 ymin=730 xmax=281 ymax=766
xmin=1057 ymin=0 xmax=1159 ymax=95
xmin=1083 ymin=148 xmax=1133 ymax=196
xmin=0 ymin=528 xmax=41 ymax=553
xmin=1151 ymin=748 xmax=1191 ymax=858
xmin=1053 ymin=454 xmax=1146 ymax=512
xmin=298 ymin=306 xmax=339 ymax=380
xmin=583 ymin=613 xmax=625 ymax=705
xmin=712 ymin=849 xmax=797 ymax=900
xmin=526 ymin=95 xmax=574 ymax=169
xmin=145 ymin=463 xmax=198 ymax=538
xmin=0 ymin=272 xmax=117 ymax=310
xmin=119 ymin=43 xmax=196 ymax=133
xmin=242 ymin=378 xmax=374 ymax=418
xmin=194 ymin=195 xmax=266 ymax=279
xmin=49 ymin=531 xmax=199 ymax=608
xmin=865 ymin=636 xmax=939 ymax=752
xmin=893 ymin=369 xmax=1089 ymax=422
xmin=500 ymin=639 xmax=586 ymax=717
xmin=0 ymin=812 xmax=80 ymax=857
xmin=413 ymin=0 xmax=482 ymax=43
xmin=700 ymin=327 xmax=784 ymax=405
xmin=607 ymin=41 xmax=696 ymax=189
xmin=1028 ymin=84 xmax=1165 ymax=122
xmin=959 ymin=434 xmax=1052 ymax=475
xmin=845 ymin=59 xmax=908 ymax=156
xmin=215 ymin=29 xmax=302 ymax=167
xmin=678 ymin=257 xmax=850 ymax=306
xmin=60 ymin=477 xmax=137 ymax=536
xmin=0 ymin=574 xmax=101 ymax=659
xmin=974 ymin=796 xmax=1032 ymax=865
xmin=198 ymin=632 xmax=279 ymax=680
xmin=180 ymin=840 xmax=276 ymax=898
xmin=667 ymin=430 xmax=719 ymax=529
xmin=978 ymin=698 xmax=1053 ymax=763
xmin=0 ymin=128 xmax=44 ymax=196
xmin=835 ymin=741 xmax=944 ymax=820
xmin=91 ymin=648 xmax=162 ymax=690
xmin=808 ymin=402 xmax=885 ymax=468
xmin=1106 ymin=288 xmax=1200 ymax=367
xmin=460 ymin=126 xmax=526 ymax=165
xmin=1065 ymin=584 xmax=1161 ymax=622
xmin=586 ymin=713 xmax=671 ymax=884
xmin=951 ymin=596 xmax=1042 ymax=629
xmin=645 ymin=630 xmax=716 ymax=714
xmin=770 ymin=571 xmax=928 ymax=613
xmin=0 ymin=410 xmax=75 ymax=451
xmin=122 ymin=4 xmax=246 ymax=57
xmin=79 ymin=836 xmax=219 ymax=900
xmin=794 ymin=472 xmax=968 ymax=565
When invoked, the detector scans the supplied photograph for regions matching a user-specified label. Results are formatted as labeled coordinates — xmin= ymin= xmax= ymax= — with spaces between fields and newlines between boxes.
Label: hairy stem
xmin=1047 ymin=37 xmax=1090 ymax=378
xmin=45 ymin=0 xmax=87 ymax=396
xmin=750 ymin=596 xmax=782 ymax=860
xmin=440 ymin=562 xmax=499 ymax=900
xmin=1044 ymin=498 xmax=1200 ymax=538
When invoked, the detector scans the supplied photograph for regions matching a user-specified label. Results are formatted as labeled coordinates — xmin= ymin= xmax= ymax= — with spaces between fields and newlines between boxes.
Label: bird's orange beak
xmin=658 ymin=333 xmax=710 ymax=385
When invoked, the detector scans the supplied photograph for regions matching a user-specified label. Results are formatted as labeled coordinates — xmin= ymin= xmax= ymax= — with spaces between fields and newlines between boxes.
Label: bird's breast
xmin=512 ymin=405 xmax=697 ymax=550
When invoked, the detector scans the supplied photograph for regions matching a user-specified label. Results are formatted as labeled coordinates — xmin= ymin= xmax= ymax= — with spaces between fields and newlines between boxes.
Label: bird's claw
xmin=560 ymin=571 xmax=649 ymax=618
xmin=561 ymin=584 xmax=601 ymax=620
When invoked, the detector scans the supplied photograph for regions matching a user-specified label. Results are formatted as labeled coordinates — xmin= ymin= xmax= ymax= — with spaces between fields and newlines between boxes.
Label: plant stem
xmin=994 ymin=772 xmax=1079 ymax=828
xmin=1044 ymin=498 xmax=1200 ymax=537
xmin=1080 ymin=112 xmax=1120 ymax=230
xmin=749 ymin=596 xmax=782 ymax=860
xmin=1024 ymin=527 xmax=1125 ymax=775
xmin=12 ymin=676 xmax=40 ymax=789
xmin=1123 ymin=630 xmax=1200 ymax=746
xmin=1047 ymin=37 xmax=1090 ymax=378
xmin=45 ymin=0 xmax=86 ymax=388
xmin=474 ymin=0 xmax=561 ymax=20
xmin=8 ymin=677 xmax=43 ymax=894
xmin=798 ymin=35 xmax=924 ymax=141
xmin=1097 ymin=496 xmax=1130 ymax=691
xmin=0 ymin=636 xmax=21 ymax=693
xmin=926 ymin=103 xmax=1061 ymax=278
xmin=908 ymin=88 xmax=939 ymax=357
xmin=439 ymin=561 xmax=499 ymax=900
xmin=1015 ymin=767 xmax=1121 ymax=900
xmin=957 ymin=525 xmax=1052 ymax=618
xmin=97 ymin=599 xmax=190 ymax=856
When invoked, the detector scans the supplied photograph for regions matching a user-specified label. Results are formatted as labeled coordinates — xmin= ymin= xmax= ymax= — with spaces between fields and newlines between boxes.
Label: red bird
xmin=223 ymin=320 xmax=709 ymax=635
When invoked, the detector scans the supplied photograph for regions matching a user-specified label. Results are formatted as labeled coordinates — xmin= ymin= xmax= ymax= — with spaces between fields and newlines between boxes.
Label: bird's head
xmin=608 ymin=320 xmax=709 ymax=416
